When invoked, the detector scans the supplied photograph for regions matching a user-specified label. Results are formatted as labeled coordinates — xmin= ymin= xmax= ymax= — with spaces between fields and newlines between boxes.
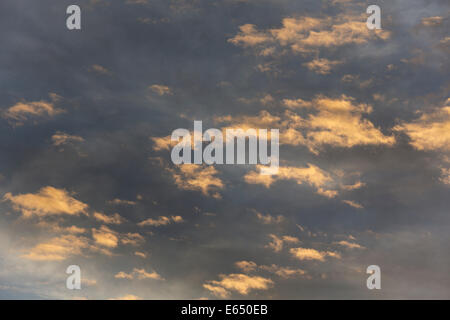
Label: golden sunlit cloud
xmin=3 ymin=93 xmax=64 ymax=125
xmin=149 ymin=84 xmax=172 ymax=96
xmin=151 ymin=135 xmax=172 ymax=151
xmin=120 ymin=232 xmax=145 ymax=246
xmin=23 ymin=235 xmax=90 ymax=261
xmin=341 ymin=181 xmax=366 ymax=191
xmin=283 ymin=95 xmax=395 ymax=153
xmin=303 ymin=58 xmax=342 ymax=75
xmin=229 ymin=14 xmax=390 ymax=59
xmin=235 ymin=261 xmax=258 ymax=273
xmin=394 ymin=100 xmax=450 ymax=152
xmin=335 ymin=240 xmax=365 ymax=249
xmin=245 ymin=164 xmax=338 ymax=198
xmin=114 ymin=271 xmax=134 ymax=279
xmin=202 ymin=284 xmax=230 ymax=299
xmin=254 ymin=211 xmax=284 ymax=224
xmin=115 ymin=268 xmax=163 ymax=280
xmin=440 ymin=168 xmax=450 ymax=185
xmin=93 ymin=212 xmax=126 ymax=224
xmin=134 ymin=251 xmax=147 ymax=258
xmin=169 ymin=165 xmax=224 ymax=198
xmin=92 ymin=225 xmax=119 ymax=248
xmin=219 ymin=95 xmax=394 ymax=155
xmin=138 ymin=215 xmax=184 ymax=227
xmin=265 ymin=234 xmax=300 ymax=252
xmin=204 ymin=273 xmax=273 ymax=297
xmin=235 ymin=260 xmax=307 ymax=279
xmin=36 ymin=221 xmax=86 ymax=234
xmin=342 ymin=200 xmax=364 ymax=209
xmin=3 ymin=186 xmax=88 ymax=218
xmin=51 ymin=131 xmax=84 ymax=146
xmin=290 ymin=247 xmax=341 ymax=261
xmin=259 ymin=265 xmax=307 ymax=279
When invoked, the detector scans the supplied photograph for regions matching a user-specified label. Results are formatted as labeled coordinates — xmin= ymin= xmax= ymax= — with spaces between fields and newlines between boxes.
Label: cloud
xmin=235 ymin=261 xmax=258 ymax=273
xmin=394 ymin=100 xmax=450 ymax=152
xmin=234 ymin=259 xmax=308 ymax=280
xmin=134 ymin=251 xmax=147 ymax=258
xmin=341 ymin=74 xmax=373 ymax=88
xmin=93 ymin=212 xmax=125 ymax=224
xmin=169 ymin=165 xmax=224 ymax=198
xmin=89 ymin=64 xmax=111 ymax=75
xmin=283 ymin=98 xmax=313 ymax=109
xmin=228 ymin=24 xmax=272 ymax=47
xmin=259 ymin=265 xmax=307 ymax=279
xmin=22 ymin=224 xmax=126 ymax=261
xmin=290 ymin=247 xmax=341 ymax=261
xmin=108 ymin=198 xmax=137 ymax=206
xmin=254 ymin=211 xmax=284 ymax=224
xmin=220 ymin=95 xmax=394 ymax=155
xmin=3 ymin=93 xmax=64 ymax=124
xmin=215 ymin=110 xmax=280 ymax=129
xmin=23 ymin=235 xmax=90 ymax=261
xmin=82 ymin=278 xmax=97 ymax=287
xmin=282 ymin=235 xmax=300 ymax=244
xmin=440 ymin=168 xmax=450 ymax=185
xmin=266 ymin=234 xmax=284 ymax=252
xmin=114 ymin=271 xmax=133 ymax=279
xmin=235 ymin=260 xmax=307 ymax=279
xmin=303 ymin=58 xmax=342 ymax=75
xmin=229 ymin=14 xmax=390 ymax=56
xmin=342 ymin=200 xmax=364 ymax=209
xmin=36 ymin=221 xmax=86 ymax=234
xmin=138 ymin=215 xmax=184 ymax=227
xmin=120 ymin=232 xmax=145 ymax=246
xmin=92 ymin=225 xmax=119 ymax=248
xmin=245 ymin=164 xmax=338 ymax=198
xmin=151 ymin=135 xmax=172 ymax=151
xmin=335 ymin=240 xmax=365 ymax=249
xmin=3 ymin=186 xmax=88 ymax=218
xmin=341 ymin=181 xmax=365 ymax=191
xmin=51 ymin=132 xmax=84 ymax=146
xmin=202 ymin=284 xmax=230 ymax=298
xmin=149 ymin=84 xmax=172 ymax=96
xmin=133 ymin=268 xmax=164 ymax=280
xmin=284 ymin=95 xmax=395 ymax=153
xmin=115 ymin=268 xmax=163 ymax=280
xmin=265 ymin=234 xmax=299 ymax=252
xmin=204 ymin=274 xmax=273 ymax=297
xmin=421 ymin=16 xmax=443 ymax=27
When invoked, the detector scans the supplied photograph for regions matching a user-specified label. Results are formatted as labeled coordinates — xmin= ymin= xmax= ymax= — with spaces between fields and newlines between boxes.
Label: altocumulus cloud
xmin=3 ymin=186 xmax=88 ymax=218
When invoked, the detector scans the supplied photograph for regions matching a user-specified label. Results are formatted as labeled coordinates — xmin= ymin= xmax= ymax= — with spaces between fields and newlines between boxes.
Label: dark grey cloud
xmin=0 ymin=0 xmax=449 ymax=299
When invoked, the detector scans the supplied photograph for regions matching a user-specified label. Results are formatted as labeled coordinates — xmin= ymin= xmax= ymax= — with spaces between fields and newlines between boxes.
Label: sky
xmin=0 ymin=0 xmax=449 ymax=299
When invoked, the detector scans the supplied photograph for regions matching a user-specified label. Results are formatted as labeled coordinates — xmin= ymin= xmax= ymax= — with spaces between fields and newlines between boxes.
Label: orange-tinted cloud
xmin=245 ymin=164 xmax=338 ymax=198
xmin=23 ymin=235 xmax=90 ymax=261
xmin=4 ymin=186 xmax=88 ymax=218
xmin=92 ymin=225 xmax=119 ymax=248
xmin=3 ymin=93 xmax=64 ymax=124
xmin=169 ymin=165 xmax=224 ymax=198
xmin=204 ymin=273 xmax=273 ymax=297
xmin=138 ymin=215 xmax=184 ymax=227
xmin=93 ymin=212 xmax=126 ymax=224
xmin=394 ymin=100 xmax=450 ymax=152
xmin=290 ymin=247 xmax=341 ymax=261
